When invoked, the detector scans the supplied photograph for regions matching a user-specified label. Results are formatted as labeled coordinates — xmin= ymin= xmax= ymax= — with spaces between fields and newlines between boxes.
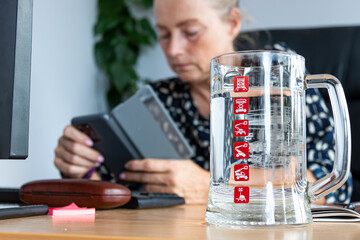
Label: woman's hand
xmin=54 ymin=125 xmax=103 ymax=179
xmin=120 ymin=159 xmax=210 ymax=204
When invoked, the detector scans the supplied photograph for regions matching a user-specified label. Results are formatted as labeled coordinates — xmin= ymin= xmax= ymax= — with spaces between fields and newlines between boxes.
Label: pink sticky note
xmin=48 ymin=203 xmax=95 ymax=216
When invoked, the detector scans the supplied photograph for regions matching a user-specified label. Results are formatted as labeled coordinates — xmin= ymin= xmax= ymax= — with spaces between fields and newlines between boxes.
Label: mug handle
xmin=305 ymin=74 xmax=351 ymax=202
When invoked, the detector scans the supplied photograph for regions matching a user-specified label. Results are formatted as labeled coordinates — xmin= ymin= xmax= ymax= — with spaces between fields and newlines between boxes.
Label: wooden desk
xmin=0 ymin=205 xmax=359 ymax=240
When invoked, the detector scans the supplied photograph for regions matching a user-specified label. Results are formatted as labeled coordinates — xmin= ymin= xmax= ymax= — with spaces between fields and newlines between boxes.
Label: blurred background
xmin=1 ymin=0 xmax=360 ymax=187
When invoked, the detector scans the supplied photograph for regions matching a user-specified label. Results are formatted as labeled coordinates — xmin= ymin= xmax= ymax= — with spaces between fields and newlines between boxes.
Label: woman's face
xmin=154 ymin=0 xmax=241 ymax=83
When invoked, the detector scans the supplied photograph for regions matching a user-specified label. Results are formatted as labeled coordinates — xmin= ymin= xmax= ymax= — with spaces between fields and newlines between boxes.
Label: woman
xmin=54 ymin=0 xmax=351 ymax=204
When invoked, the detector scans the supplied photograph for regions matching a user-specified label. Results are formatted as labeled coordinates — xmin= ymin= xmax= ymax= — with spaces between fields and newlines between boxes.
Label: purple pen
xmin=82 ymin=168 xmax=96 ymax=179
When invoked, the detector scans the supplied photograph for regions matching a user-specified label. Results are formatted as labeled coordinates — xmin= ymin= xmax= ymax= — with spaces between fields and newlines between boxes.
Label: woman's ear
xmin=227 ymin=7 xmax=242 ymax=39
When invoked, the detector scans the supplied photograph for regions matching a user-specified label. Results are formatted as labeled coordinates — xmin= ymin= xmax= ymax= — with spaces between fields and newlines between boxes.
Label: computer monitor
xmin=0 ymin=0 xmax=32 ymax=159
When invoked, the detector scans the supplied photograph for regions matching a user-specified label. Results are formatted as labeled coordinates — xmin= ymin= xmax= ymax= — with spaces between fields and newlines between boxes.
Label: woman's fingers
xmin=54 ymin=145 xmax=99 ymax=169
xmin=121 ymin=159 xmax=210 ymax=204
xmin=54 ymin=156 xmax=91 ymax=178
xmin=120 ymin=171 xmax=171 ymax=185
xmin=124 ymin=158 xmax=174 ymax=172
xmin=63 ymin=125 xmax=93 ymax=147
xmin=54 ymin=125 xmax=104 ymax=179
xmin=58 ymin=136 xmax=103 ymax=163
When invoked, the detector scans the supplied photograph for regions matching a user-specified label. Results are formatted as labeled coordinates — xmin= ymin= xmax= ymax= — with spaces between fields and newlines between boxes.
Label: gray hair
xmin=209 ymin=0 xmax=240 ymax=19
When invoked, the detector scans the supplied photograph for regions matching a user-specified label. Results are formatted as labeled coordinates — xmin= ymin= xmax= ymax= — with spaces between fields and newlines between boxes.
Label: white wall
xmin=136 ymin=0 xmax=360 ymax=81
xmin=240 ymin=0 xmax=360 ymax=32
xmin=0 ymin=0 xmax=106 ymax=187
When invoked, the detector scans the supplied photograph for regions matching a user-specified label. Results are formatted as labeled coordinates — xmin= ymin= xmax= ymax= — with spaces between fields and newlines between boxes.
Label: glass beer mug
xmin=205 ymin=51 xmax=351 ymax=226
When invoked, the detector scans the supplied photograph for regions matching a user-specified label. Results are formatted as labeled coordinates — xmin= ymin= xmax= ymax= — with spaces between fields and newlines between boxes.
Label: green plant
xmin=94 ymin=0 xmax=156 ymax=109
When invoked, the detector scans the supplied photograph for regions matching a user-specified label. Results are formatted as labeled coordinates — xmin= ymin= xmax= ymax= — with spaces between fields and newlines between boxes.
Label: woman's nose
xmin=166 ymin=35 xmax=186 ymax=57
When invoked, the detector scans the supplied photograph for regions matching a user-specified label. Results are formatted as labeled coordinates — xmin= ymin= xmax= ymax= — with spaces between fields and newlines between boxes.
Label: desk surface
xmin=0 ymin=205 xmax=359 ymax=240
